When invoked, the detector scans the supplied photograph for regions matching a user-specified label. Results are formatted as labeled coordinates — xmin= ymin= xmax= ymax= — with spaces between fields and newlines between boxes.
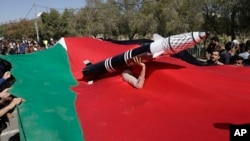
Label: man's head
xmin=225 ymin=41 xmax=233 ymax=51
xmin=233 ymin=39 xmax=239 ymax=45
xmin=225 ymin=41 xmax=238 ymax=53
xmin=232 ymin=39 xmax=240 ymax=51
xmin=234 ymin=55 xmax=244 ymax=66
xmin=246 ymin=44 xmax=250 ymax=53
xmin=210 ymin=36 xmax=220 ymax=46
xmin=210 ymin=49 xmax=221 ymax=62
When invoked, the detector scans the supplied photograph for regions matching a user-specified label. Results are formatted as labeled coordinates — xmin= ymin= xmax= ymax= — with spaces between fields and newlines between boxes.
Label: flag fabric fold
xmin=2 ymin=37 xmax=250 ymax=141
xmin=2 ymin=41 xmax=84 ymax=141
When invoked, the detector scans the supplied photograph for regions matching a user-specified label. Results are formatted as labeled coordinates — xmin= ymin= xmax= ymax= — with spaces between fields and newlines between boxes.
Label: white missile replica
xmin=82 ymin=32 xmax=209 ymax=81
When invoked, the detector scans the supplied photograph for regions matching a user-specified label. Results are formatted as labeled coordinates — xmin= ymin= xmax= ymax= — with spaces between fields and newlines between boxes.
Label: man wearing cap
xmin=232 ymin=39 xmax=240 ymax=53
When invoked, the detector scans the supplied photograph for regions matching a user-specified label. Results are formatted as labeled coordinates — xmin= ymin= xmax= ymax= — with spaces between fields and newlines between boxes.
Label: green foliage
xmin=0 ymin=24 xmax=6 ymax=37
xmin=2 ymin=0 xmax=250 ymax=40
xmin=40 ymin=9 xmax=62 ymax=40
xmin=0 ymin=19 xmax=35 ymax=39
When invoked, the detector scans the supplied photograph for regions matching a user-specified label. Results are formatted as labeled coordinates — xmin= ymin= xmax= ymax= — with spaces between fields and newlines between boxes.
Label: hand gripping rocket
xmin=82 ymin=32 xmax=209 ymax=83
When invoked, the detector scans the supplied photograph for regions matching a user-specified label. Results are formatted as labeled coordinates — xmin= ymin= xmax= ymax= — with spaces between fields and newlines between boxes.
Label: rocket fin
xmin=83 ymin=60 xmax=92 ymax=66
xmin=152 ymin=33 xmax=164 ymax=41
xmin=83 ymin=60 xmax=94 ymax=84
xmin=88 ymin=80 xmax=94 ymax=85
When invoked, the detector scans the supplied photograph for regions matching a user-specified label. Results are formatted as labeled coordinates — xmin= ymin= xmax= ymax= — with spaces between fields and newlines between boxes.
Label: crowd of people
xmin=0 ymin=39 xmax=56 ymax=55
xmin=205 ymin=36 xmax=250 ymax=66
xmin=0 ymin=58 xmax=24 ymax=138
xmin=0 ymin=38 xmax=57 ymax=138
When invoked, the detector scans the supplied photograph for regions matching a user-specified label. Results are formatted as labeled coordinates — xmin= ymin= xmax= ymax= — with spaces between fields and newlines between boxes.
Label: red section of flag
xmin=65 ymin=37 xmax=250 ymax=141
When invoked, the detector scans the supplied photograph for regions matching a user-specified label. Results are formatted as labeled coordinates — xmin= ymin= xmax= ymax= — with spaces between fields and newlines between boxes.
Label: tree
xmin=134 ymin=0 xmax=157 ymax=37
xmin=2 ymin=19 xmax=34 ymax=39
xmin=0 ymin=24 xmax=7 ymax=38
xmin=60 ymin=9 xmax=77 ymax=37
xmin=202 ymin=0 xmax=244 ymax=40
xmin=40 ymin=9 xmax=62 ymax=40
xmin=75 ymin=6 xmax=100 ymax=36
xmin=95 ymin=1 xmax=120 ymax=39
xmin=66 ymin=9 xmax=80 ymax=37
xmin=114 ymin=0 xmax=147 ymax=39
xmin=235 ymin=0 xmax=250 ymax=40
xmin=2 ymin=0 xmax=250 ymax=42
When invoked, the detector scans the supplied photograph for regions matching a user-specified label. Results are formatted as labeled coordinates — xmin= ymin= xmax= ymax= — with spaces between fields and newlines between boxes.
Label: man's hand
xmin=0 ymin=88 xmax=11 ymax=100
xmin=7 ymin=98 xmax=25 ymax=110
xmin=3 ymin=71 xmax=11 ymax=80
xmin=133 ymin=57 xmax=145 ymax=66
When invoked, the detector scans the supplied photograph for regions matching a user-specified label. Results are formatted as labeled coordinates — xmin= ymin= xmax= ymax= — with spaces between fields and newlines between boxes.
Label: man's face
xmin=211 ymin=51 xmax=220 ymax=61
xmin=234 ymin=44 xmax=240 ymax=51
xmin=234 ymin=60 xmax=243 ymax=66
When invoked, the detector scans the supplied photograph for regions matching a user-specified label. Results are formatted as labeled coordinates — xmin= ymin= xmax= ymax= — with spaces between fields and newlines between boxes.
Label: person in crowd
xmin=243 ymin=55 xmax=250 ymax=66
xmin=19 ymin=42 xmax=27 ymax=54
xmin=233 ymin=55 xmax=244 ymax=66
xmin=219 ymin=44 xmax=226 ymax=55
xmin=0 ymin=81 xmax=24 ymax=134
xmin=239 ymin=43 xmax=246 ymax=54
xmin=0 ymin=97 xmax=23 ymax=117
xmin=207 ymin=49 xmax=224 ymax=65
xmin=122 ymin=57 xmax=146 ymax=89
xmin=232 ymin=39 xmax=240 ymax=54
xmin=9 ymin=46 xmax=18 ymax=55
xmin=0 ymin=71 xmax=11 ymax=86
xmin=206 ymin=36 xmax=220 ymax=60
xmin=220 ymin=41 xmax=238 ymax=64
xmin=0 ymin=70 xmax=24 ymax=132
xmin=0 ymin=91 xmax=24 ymax=134
xmin=0 ymin=71 xmax=15 ymax=119
xmin=27 ymin=42 xmax=35 ymax=53
xmin=238 ymin=40 xmax=250 ymax=60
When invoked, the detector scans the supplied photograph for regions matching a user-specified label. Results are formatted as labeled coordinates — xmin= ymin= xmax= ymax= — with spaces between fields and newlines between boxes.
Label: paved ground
xmin=1 ymin=110 xmax=20 ymax=141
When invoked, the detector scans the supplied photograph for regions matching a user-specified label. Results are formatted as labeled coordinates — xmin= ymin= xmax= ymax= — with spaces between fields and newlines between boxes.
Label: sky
xmin=0 ymin=0 xmax=86 ymax=24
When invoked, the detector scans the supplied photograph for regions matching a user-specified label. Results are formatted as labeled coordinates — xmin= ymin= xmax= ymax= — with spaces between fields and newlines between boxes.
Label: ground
xmin=1 ymin=110 xmax=20 ymax=141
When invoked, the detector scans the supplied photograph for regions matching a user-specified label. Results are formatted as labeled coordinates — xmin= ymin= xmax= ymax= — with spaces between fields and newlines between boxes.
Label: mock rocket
xmin=82 ymin=32 xmax=209 ymax=82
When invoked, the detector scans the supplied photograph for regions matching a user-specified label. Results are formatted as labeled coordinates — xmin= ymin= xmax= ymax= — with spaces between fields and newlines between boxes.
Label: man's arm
xmin=132 ymin=57 xmax=146 ymax=88
xmin=0 ymin=71 xmax=11 ymax=85
xmin=136 ymin=63 xmax=146 ymax=88
xmin=0 ymin=98 xmax=24 ymax=117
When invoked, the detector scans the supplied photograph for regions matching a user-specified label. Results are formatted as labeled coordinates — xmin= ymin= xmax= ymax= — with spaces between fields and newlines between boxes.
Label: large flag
xmin=2 ymin=37 xmax=250 ymax=141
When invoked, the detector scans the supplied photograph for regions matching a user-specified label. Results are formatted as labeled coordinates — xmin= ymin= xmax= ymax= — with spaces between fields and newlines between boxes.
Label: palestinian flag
xmin=2 ymin=37 xmax=250 ymax=141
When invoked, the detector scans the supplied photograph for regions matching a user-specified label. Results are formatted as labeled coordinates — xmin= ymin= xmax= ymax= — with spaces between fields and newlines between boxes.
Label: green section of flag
xmin=2 ymin=44 xmax=84 ymax=141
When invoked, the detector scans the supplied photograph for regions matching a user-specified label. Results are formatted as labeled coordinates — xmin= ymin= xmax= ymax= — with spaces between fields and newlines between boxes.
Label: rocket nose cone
xmin=199 ymin=32 xmax=209 ymax=39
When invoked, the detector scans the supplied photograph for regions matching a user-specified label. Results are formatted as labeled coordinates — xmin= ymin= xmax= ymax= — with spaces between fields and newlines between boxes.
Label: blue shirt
xmin=19 ymin=43 xmax=26 ymax=54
